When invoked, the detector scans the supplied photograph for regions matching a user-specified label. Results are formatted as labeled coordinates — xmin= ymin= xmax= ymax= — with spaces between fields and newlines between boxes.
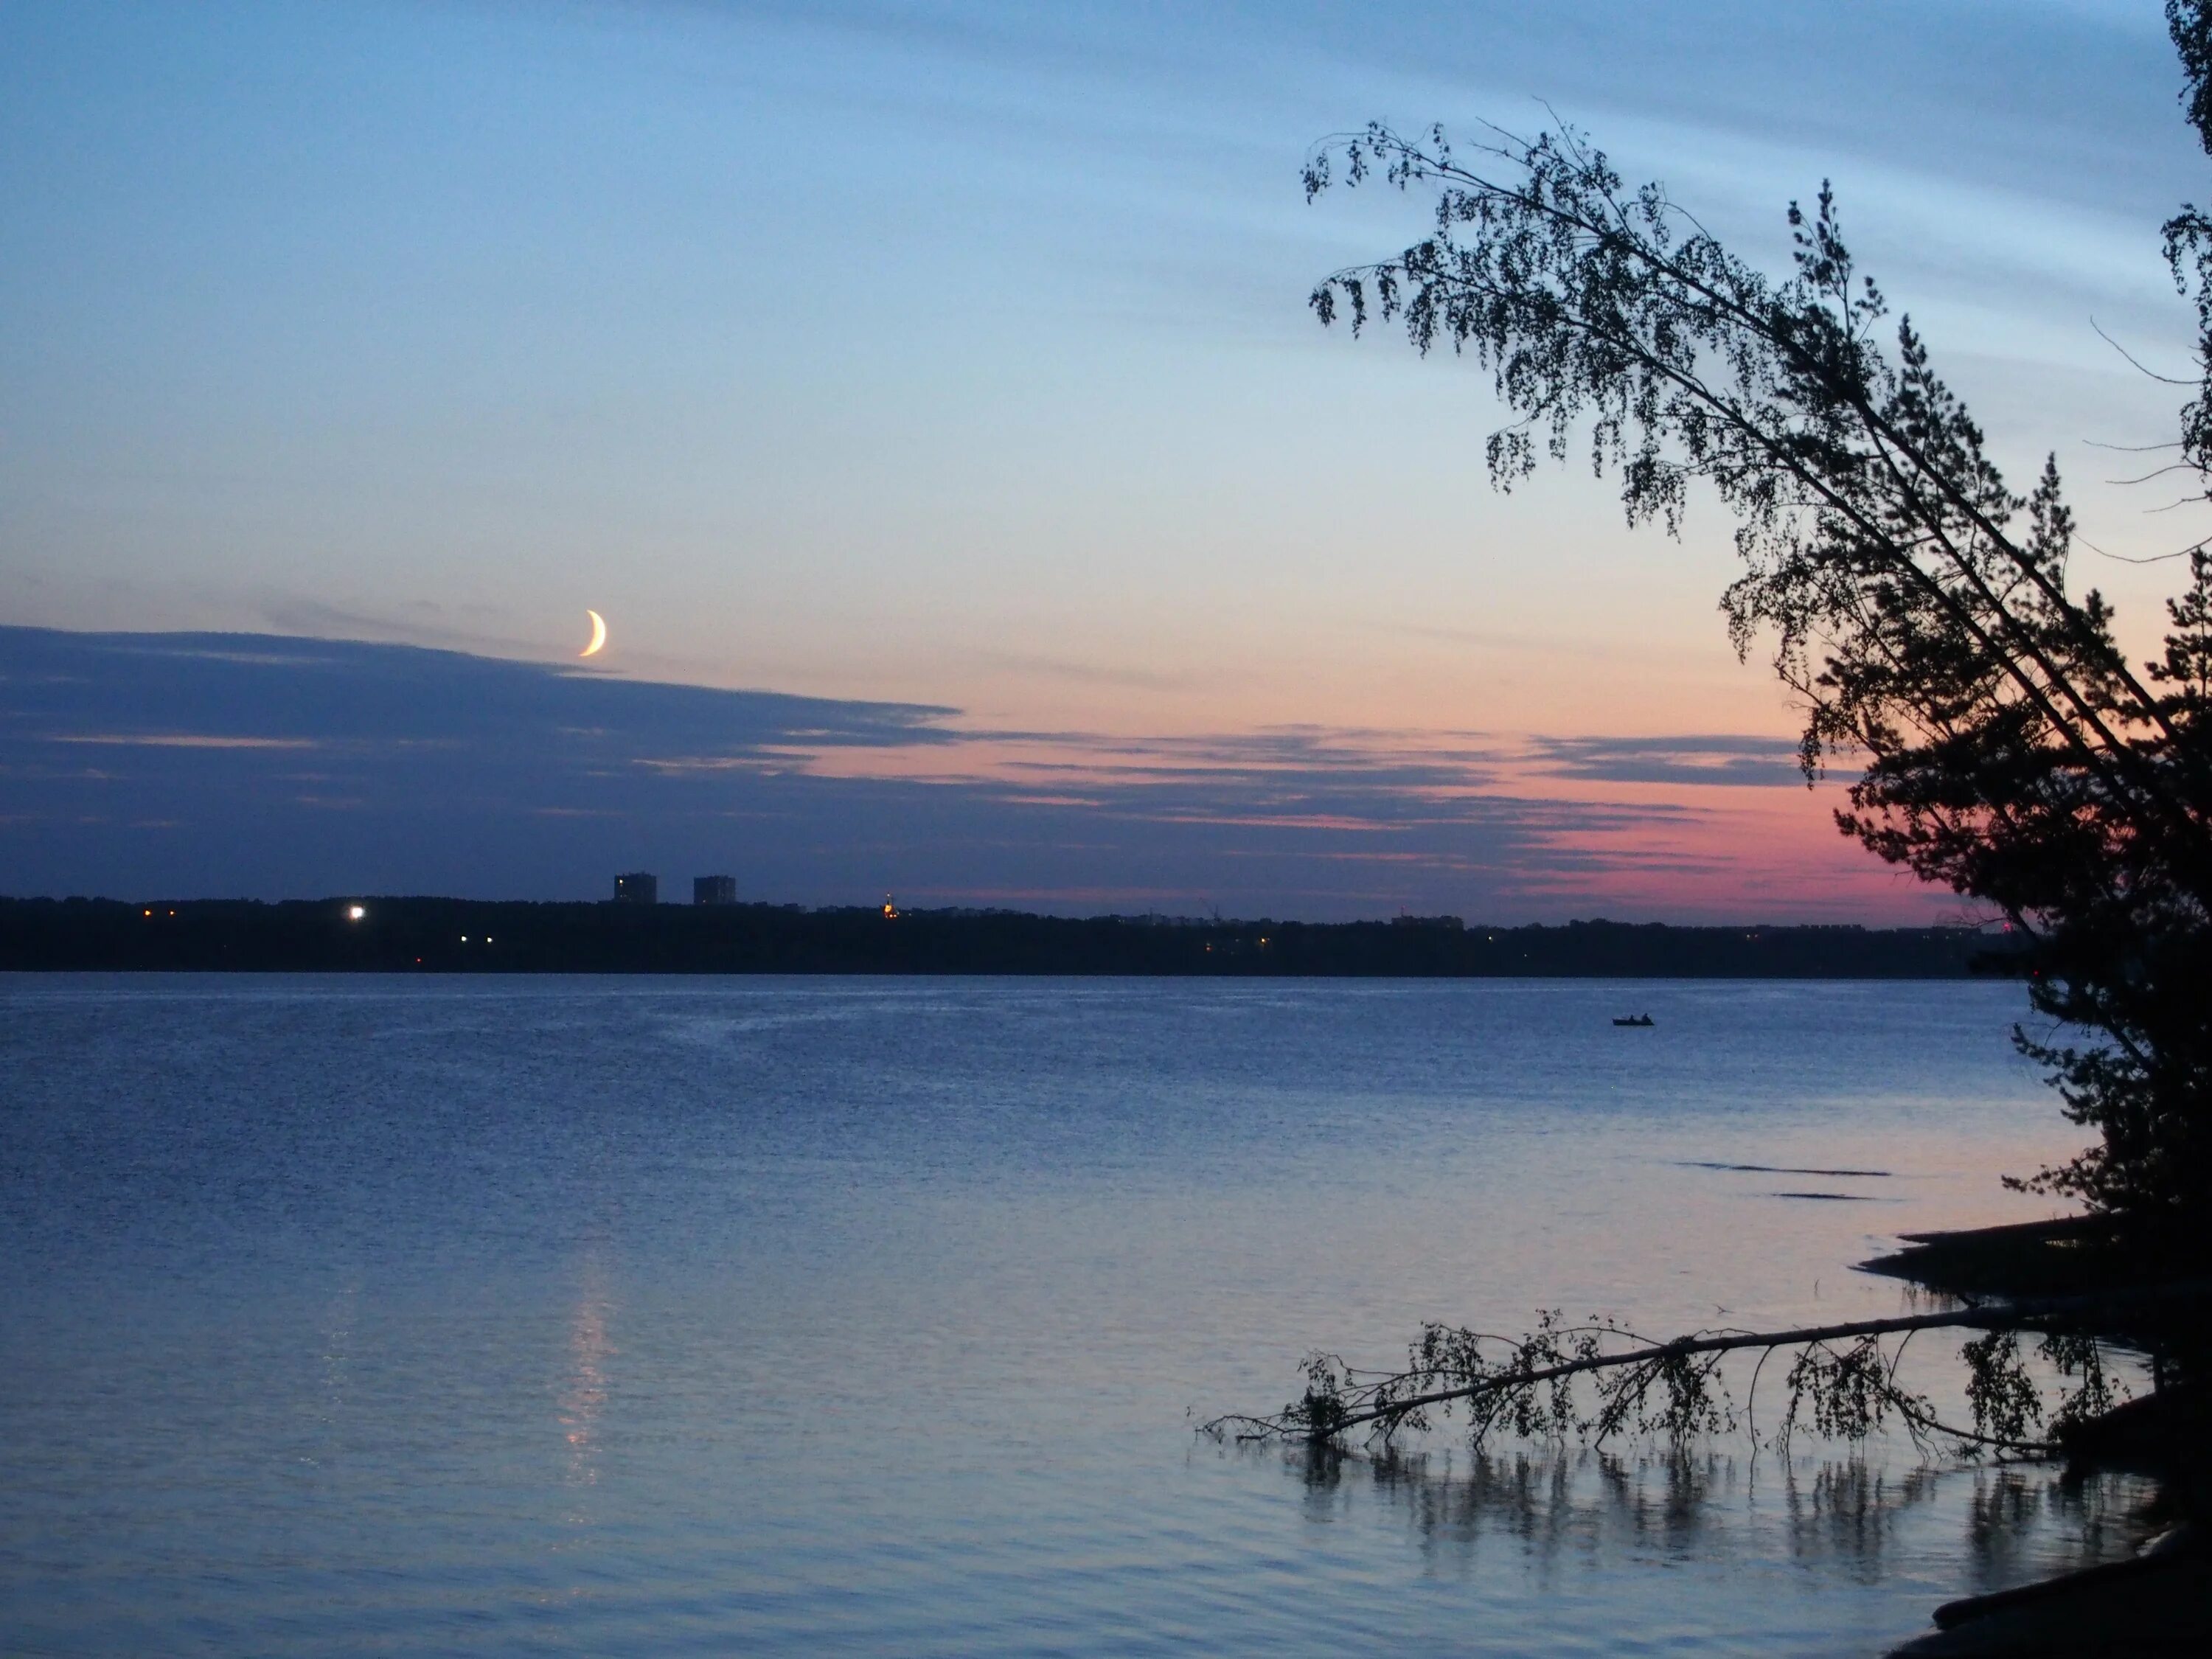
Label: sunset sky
xmin=4 ymin=0 xmax=2206 ymax=918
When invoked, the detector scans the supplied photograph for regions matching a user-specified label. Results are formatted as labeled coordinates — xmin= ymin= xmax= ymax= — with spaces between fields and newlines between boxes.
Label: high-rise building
xmin=613 ymin=871 xmax=658 ymax=905
xmin=694 ymin=874 xmax=737 ymax=905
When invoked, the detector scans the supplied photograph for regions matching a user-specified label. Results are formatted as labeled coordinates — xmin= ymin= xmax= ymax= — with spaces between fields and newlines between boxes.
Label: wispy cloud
xmin=51 ymin=733 xmax=321 ymax=751
xmin=1528 ymin=734 xmax=1808 ymax=787
xmin=963 ymin=647 xmax=1203 ymax=692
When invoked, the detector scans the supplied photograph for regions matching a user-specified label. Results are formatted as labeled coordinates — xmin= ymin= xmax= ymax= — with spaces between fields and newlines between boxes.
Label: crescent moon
xmin=580 ymin=610 xmax=607 ymax=658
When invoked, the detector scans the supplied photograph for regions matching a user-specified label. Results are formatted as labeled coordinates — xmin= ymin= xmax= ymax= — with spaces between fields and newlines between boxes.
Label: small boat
xmin=1612 ymin=1014 xmax=1655 ymax=1027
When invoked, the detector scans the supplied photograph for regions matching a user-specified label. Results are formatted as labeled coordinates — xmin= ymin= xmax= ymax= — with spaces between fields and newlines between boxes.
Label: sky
xmin=1 ymin=0 xmax=2206 ymax=919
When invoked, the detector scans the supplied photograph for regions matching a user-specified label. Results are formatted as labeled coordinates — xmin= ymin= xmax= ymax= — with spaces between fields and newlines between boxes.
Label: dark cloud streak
xmin=1 ymin=627 xmax=1854 ymax=917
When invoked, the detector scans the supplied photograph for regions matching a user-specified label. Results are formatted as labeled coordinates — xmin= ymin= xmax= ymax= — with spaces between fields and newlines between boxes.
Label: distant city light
xmin=347 ymin=905 xmax=366 ymax=921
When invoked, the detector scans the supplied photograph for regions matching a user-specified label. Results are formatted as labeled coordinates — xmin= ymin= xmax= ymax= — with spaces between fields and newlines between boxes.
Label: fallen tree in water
xmin=1217 ymin=7 xmax=2212 ymax=1642
xmin=1205 ymin=1283 xmax=2211 ymax=1458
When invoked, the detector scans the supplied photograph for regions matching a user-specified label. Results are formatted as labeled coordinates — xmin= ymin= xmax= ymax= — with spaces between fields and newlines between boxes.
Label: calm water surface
xmin=0 ymin=976 xmax=2152 ymax=1655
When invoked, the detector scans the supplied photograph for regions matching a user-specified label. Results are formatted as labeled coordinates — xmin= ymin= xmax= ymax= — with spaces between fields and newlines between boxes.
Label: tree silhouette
xmin=1299 ymin=16 xmax=2212 ymax=1255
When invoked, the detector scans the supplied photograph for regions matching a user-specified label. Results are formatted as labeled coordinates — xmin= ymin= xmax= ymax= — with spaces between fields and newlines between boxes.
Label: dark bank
xmin=1860 ymin=1220 xmax=2212 ymax=1657
xmin=0 ymin=896 xmax=2023 ymax=978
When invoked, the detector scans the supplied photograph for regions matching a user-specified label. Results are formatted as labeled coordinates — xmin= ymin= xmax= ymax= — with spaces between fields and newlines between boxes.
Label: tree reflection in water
xmin=1283 ymin=1439 xmax=2157 ymax=1594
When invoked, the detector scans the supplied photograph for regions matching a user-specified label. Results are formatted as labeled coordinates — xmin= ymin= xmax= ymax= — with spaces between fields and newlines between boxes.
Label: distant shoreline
xmin=0 ymin=897 xmax=2025 ymax=978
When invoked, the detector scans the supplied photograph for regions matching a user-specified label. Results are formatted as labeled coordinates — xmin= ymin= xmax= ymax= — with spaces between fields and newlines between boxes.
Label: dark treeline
xmin=0 ymin=896 xmax=2017 ymax=978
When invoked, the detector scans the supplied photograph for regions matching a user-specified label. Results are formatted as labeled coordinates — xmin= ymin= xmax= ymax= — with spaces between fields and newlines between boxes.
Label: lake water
xmin=0 ymin=975 xmax=2155 ymax=1656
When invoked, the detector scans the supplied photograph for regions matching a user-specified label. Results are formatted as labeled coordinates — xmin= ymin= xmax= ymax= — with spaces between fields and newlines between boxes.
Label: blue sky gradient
xmin=2 ymin=1 xmax=2204 ymax=915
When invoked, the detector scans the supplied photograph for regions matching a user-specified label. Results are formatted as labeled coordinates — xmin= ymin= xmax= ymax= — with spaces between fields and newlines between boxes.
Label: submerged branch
xmin=1206 ymin=1282 xmax=2207 ymax=1453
